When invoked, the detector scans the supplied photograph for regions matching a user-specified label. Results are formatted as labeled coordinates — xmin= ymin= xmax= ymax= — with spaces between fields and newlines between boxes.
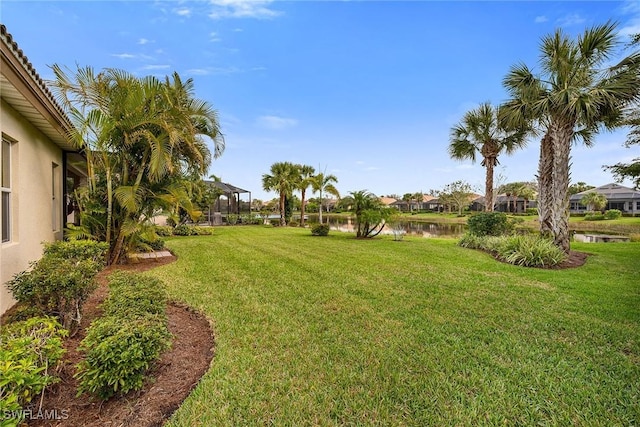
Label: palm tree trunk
xmin=318 ymin=189 xmax=323 ymax=224
xmin=549 ymin=127 xmax=572 ymax=254
xmin=300 ymin=190 xmax=306 ymax=227
xmin=537 ymin=133 xmax=553 ymax=238
xmin=279 ymin=192 xmax=286 ymax=226
xmin=485 ymin=159 xmax=494 ymax=212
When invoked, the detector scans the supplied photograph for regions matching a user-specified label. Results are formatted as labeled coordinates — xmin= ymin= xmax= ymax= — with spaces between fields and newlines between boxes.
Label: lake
xmin=306 ymin=215 xmax=466 ymax=238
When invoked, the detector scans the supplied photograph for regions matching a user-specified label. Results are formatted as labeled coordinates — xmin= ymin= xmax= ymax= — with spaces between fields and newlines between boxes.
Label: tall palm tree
xmin=449 ymin=102 xmax=527 ymax=212
xmin=311 ymin=172 xmax=339 ymax=224
xmin=262 ymin=162 xmax=299 ymax=226
xmin=502 ymin=22 xmax=640 ymax=253
xmin=296 ymin=164 xmax=315 ymax=227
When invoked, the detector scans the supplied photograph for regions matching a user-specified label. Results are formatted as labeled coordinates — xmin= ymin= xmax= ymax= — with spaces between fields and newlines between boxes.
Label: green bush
xmin=42 ymin=240 xmax=108 ymax=263
xmin=102 ymin=272 xmax=167 ymax=319
xmin=459 ymin=233 xmax=566 ymax=267
xmin=288 ymin=221 xmax=299 ymax=227
xmin=0 ymin=317 xmax=67 ymax=423
xmin=604 ymin=209 xmax=622 ymax=220
xmin=270 ymin=219 xmax=281 ymax=227
xmin=192 ymin=226 xmax=213 ymax=235
xmin=137 ymin=237 xmax=165 ymax=251
xmin=75 ymin=314 xmax=171 ymax=399
xmin=227 ymin=214 xmax=239 ymax=225
xmin=172 ymin=224 xmax=195 ymax=236
xmin=584 ymin=213 xmax=605 ymax=221
xmin=497 ymin=235 xmax=567 ymax=267
xmin=7 ymin=240 xmax=107 ymax=332
xmin=75 ymin=272 xmax=171 ymax=400
xmin=525 ymin=208 xmax=538 ymax=216
xmin=467 ymin=212 xmax=509 ymax=236
xmin=154 ymin=226 xmax=174 ymax=237
xmin=311 ymin=224 xmax=330 ymax=236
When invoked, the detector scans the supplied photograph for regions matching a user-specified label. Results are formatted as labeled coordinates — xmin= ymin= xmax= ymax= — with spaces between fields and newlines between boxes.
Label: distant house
xmin=1 ymin=25 xmax=85 ymax=315
xmin=494 ymin=194 xmax=538 ymax=213
xmin=569 ymin=183 xmax=640 ymax=215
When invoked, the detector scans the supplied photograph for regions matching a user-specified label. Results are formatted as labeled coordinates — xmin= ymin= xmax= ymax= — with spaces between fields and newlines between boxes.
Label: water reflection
xmin=308 ymin=216 xmax=466 ymax=238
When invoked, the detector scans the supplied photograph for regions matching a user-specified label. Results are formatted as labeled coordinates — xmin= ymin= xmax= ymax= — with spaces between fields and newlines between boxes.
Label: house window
xmin=1 ymin=137 xmax=12 ymax=243
xmin=52 ymin=163 xmax=60 ymax=231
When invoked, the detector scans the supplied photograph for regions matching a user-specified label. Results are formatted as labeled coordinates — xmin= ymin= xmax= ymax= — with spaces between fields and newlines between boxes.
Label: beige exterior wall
xmin=1 ymin=99 xmax=64 ymax=315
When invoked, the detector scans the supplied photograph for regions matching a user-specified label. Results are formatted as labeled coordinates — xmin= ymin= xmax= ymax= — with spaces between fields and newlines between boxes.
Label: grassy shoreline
xmin=147 ymin=227 xmax=640 ymax=425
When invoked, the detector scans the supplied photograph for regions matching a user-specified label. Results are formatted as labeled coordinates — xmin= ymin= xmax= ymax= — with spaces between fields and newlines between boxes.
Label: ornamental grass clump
xmin=459 ymin=232 xmax=566 ymax=267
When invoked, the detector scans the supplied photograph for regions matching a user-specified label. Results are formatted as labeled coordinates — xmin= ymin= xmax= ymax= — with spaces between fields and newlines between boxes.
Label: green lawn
xmin=148 ymin=226 xmax=640 ymax=426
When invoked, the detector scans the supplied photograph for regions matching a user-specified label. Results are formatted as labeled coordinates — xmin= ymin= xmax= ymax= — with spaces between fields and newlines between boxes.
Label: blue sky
xmin=3 ymin=0 xmax=639 ymax=201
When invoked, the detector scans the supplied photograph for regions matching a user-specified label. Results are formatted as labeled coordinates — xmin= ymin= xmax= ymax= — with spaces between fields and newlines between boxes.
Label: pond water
xmin=307 ymin=215 xmax=466 ymax=238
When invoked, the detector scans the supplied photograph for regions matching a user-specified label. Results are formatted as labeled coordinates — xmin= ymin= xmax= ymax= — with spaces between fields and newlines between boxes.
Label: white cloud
xmin=210 ymin=32 xmax=222 ymax=42
xmin=556 ymin=13 xmax=586 ymax=27
xmin=112 ymin=53 xmax=136 ymax=59
xmin=138 ymin=38 xmax=151 ymax=45
xmin=534 ymin=15 xmax=548 ymax=24
xmin=208 ymin=0 xmax=282 ymax=20
xmin=256 ymin=115 xmax=298 ymax=130
xmin=142 ymin=64 xmax=171 ymax=70
xmin=174 ymin=7 xmax=192 ymax=17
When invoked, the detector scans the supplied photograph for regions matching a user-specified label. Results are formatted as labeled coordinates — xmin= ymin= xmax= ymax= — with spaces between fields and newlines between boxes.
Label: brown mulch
xmin=27 ymin=255 xmax=215 ymax=427
xmin=554 ymin=250 xmax=589 ymax=269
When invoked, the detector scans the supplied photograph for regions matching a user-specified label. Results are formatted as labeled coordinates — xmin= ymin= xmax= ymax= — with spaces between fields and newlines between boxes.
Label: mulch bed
xmin=26 ymin=255 xmax=215 ymax=427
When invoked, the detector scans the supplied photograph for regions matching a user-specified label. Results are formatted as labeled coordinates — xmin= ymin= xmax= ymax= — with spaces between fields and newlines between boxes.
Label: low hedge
xmin=75 ymin=272 xmax=171 ymax=400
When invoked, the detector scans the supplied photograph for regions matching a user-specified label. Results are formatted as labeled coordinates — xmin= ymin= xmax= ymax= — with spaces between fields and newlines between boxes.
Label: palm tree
xmin=311 ymin=172 xmax=339 ymax=224
xmin=580 ymin=192 xmax=608 ymax=212
xmin=50 ymin=65 xmax=224 ymax=264
xmin=502 ymin=22 xmax=640 ymax=253
xmin=262 ymin=162 xmax=299 ymax=226
xmin=449 ymin=102 xmax=527 ymax=212
xmin=296 ymin=164 xmax=315 ymax=227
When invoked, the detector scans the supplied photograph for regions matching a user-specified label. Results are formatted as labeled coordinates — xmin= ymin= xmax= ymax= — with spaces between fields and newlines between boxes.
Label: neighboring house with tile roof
xmin=1 ymin=24 xmax=85 ymax=315
xmin=569 ymin=183 xmax=640 ymax=215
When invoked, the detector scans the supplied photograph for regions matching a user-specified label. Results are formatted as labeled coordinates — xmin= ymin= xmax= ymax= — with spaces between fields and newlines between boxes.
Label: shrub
xmin=584 ymin=213 xmax=605 ymax=221
xmin=172 ymin=224 xmax=194 ymax=236
xmin=102 ymin=272 xmax=167 ymax=319
xmin=288 ymin=221 xmax=299 ymax=227
xmin=137 ymin=237 xmax=165 ymax=252
xmin=311 ymin=224 xmax=330 ymax=236
xmin=497 ymin=235 xmax=567 ymax=267
xmin=227 ymin=214 xmax=239 ymax=225
xmin=75 ymin=272 xmax=171 ymax=400
xmin=525 ymin=208 xmax=538 ymax=216
xmin=270 ymin=219 xmax=281 ymax=227
xmin=604 ymin=209 xmax=622 ymax=220
xmin=0 ymin=317 xmax=67 ymax=423
xmin=459 ymin=233 xmax=566 ymax=267
xmin=154 ymin=225 xmax=174 ymax=237
xmin=75 ymin=314 xmax=171 ymax=399
xmin=7 ymin=241 xmax=107 ymax=332
xmin=467 ymin=212 xmax=509 ymax=236
xmin=42 ymin=240 xmax=108 ymax=264
xmin=192 ymin=226 xmax=213 ymax=235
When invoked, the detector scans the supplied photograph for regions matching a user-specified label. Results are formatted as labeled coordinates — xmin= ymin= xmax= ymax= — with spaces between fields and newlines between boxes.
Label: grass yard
xmin=148 ymin=226 xmax=640 ymax=426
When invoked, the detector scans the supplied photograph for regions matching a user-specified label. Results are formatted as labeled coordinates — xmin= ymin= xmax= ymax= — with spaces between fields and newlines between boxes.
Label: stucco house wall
xmin=1 ymin=24 xmax=76 ymax=315
xmin=1 ymin=100 xmax=65 ymax=314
